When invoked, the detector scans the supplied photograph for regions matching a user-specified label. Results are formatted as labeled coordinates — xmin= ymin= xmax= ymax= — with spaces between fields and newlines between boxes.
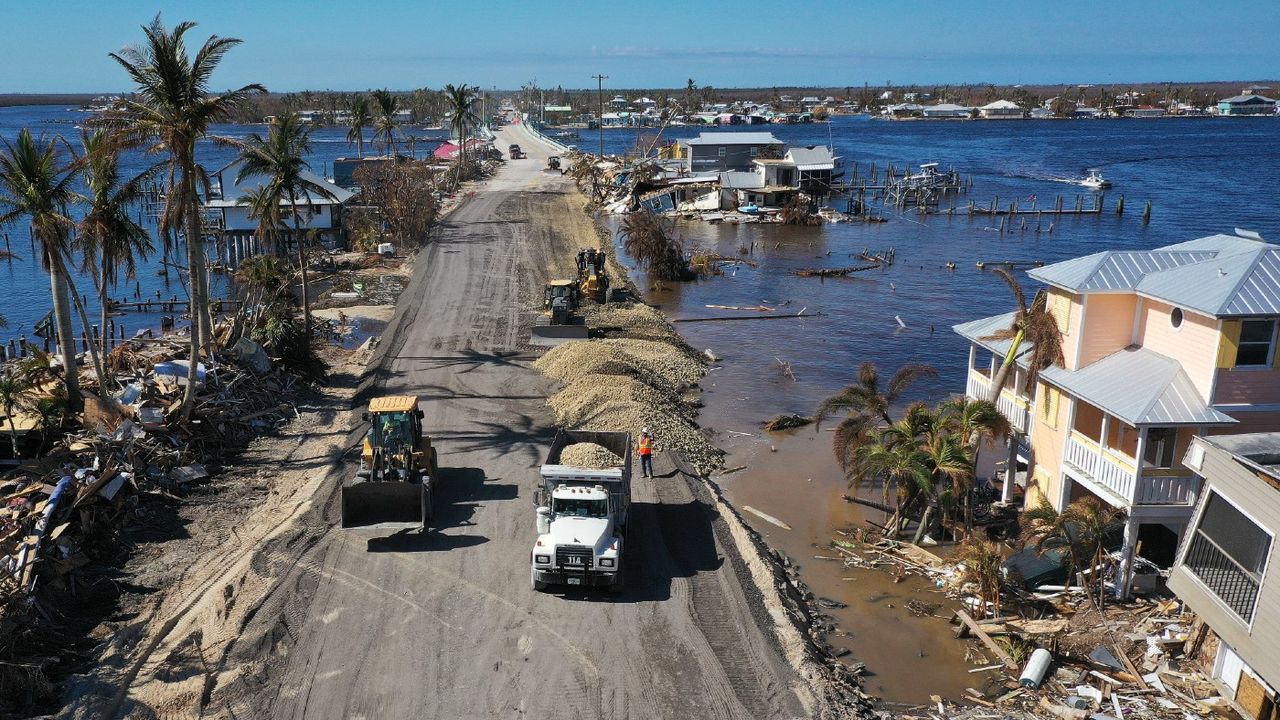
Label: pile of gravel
xmin=582 ymin=302 xmax=688 ymax=346
xmin=547 ymin=375 xmax=722 ymax=475
xmin=534 ymin=338 xmax=705 ymax=394
xmin=558 ymin=442 xmax=624 ymax=469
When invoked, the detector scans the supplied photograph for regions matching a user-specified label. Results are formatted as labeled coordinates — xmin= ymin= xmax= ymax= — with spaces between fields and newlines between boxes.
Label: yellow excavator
xmin=576 ymin=247 xmax=610 ymax=304
xmin=341 ymin=395 xmax=440 ymax=529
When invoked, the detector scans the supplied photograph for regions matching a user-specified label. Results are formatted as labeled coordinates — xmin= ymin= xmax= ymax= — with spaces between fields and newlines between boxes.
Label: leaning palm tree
xmin=371 ymin=89 xmax=399 ymax=155
xmin=104 ymin=15 xmax=264 ymax=418
xmin=0 ymin=130 xmax=84 ymax=407
xmin=77 ymin=129 xmax=157 ymax=359
xmin=982 ymin=268 xmax=1065 ymax=401
xmin=228 ymin=111 xmax=337 ymax=332
xmin=347 ymin=95 xmax=372 ymax=158
xmin=916 ymin=427 xmax=973 ymax=543
xmin=443 ymin=83 xmax=478 ymax=167
xmin=1062 ymin=497 xmax=1124 ymax=609
xmin=851 ymin=431 xmax=932 ymax=535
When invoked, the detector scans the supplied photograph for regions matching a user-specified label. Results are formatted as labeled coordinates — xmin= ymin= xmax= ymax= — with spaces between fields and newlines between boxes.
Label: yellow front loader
xmin=341 ymin=395 xmax=440 ymax=530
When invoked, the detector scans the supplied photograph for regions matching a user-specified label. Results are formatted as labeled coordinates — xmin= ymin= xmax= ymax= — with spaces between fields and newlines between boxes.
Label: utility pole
xmin=592 ymin=73 xmax=608 ymax=158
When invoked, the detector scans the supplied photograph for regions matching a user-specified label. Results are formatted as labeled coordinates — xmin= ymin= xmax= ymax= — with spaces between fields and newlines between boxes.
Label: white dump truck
xmin=531 ymin=430 xmax=631 ymax=593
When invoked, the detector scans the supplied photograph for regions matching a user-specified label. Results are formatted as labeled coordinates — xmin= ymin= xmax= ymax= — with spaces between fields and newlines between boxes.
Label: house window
xmin=1143 ymin=427 xmax=1177 ymax=468
xmin=749 ymin=146 xmax=759 ymax=156
xmin=1170 ymin=307 xmax=1183 ymax=329
xmin=1235 ymin=319 xmax=1277 ymax=367
xmin=1183 ymin=492 xmax=1271 ymax=623
xmin=718 ymin=147 xmax=727 ymax=158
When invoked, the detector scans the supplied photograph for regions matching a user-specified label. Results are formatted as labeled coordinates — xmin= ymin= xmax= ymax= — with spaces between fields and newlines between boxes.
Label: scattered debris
xmin=763 ymin=413 xmax=812 ymax=431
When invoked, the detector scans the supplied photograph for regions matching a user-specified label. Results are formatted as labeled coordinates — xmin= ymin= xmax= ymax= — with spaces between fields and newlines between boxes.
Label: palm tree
xmin=1063 ymin=497 xmax=1123 ymax=609
xmin=371 ymin=89 xmax=399 ymax=155
xmin=105 ymin=16 xmax=264 ymax=418
xmin=940 ymin=396 xmax=1009 ymax=533
xmin=850 ymin=430 xmax=932 ymax=535
xmin=957 ymin=539 xmax=1006 ymax=618
xmin=229 ymin=111 xmax=337 ymax=331
xmin=0 ymin=369 xmax=33 ymax=459
xmin=817 ymin=361 xmax=937 ymax=471
xmin=914 ymin=426 xmax=973 ymax=543
xmin=0 ymin=130 xmax=84 ymax=407
xmin=77 ymin=129 xmax=157 ymax=359
xmin=443 ymin=83 xmax=478 ymax=167
xmin=982 ymin=268 xmax=1065 ymax=401
xmin=347 ymin=95 xmax=372 ymax=158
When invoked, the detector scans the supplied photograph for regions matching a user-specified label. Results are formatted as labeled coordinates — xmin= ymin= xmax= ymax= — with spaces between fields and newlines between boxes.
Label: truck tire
xmin=608 ymin=566 xmax=625 ymax=595
xmin=531 ymin=567 xmax=547 ymax=592
xmin=422 ymin=483 xmax=434 ymax=521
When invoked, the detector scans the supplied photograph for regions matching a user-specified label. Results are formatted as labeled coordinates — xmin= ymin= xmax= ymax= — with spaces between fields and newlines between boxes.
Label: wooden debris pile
xmin=0 ymin=333 xmax=304 ymax=657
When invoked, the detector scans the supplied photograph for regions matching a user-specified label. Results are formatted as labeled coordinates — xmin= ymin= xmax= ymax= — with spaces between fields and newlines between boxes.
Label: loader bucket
xmin=340 ymin=481 xmax=429 ymax=529
xmin=530 ymin=324 xmax=591 ymax=346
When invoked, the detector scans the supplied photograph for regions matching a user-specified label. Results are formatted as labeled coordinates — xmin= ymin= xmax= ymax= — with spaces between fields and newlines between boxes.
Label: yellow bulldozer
xmin=531 ymin=279 xmax=590 ymax=344
xmin=341 ymin=395 xmax=440 ymax=529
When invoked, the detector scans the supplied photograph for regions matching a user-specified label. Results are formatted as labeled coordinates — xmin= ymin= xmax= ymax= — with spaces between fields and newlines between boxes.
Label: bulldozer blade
xmin=341 ymin=482 xmax=428 ymax=529
xmin=530 ymin=324 xmax=591 ymax=346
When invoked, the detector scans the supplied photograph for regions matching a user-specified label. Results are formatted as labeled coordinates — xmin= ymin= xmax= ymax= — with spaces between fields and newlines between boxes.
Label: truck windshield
xmin=554 ymin=497 xmax=608 ymax=518
xmin=370 ymin=411 xmax=415 ymax=449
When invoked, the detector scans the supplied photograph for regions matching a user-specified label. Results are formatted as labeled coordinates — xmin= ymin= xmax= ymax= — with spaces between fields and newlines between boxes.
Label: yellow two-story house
xmin=955 ymin=232 xmax=1280 ymax=595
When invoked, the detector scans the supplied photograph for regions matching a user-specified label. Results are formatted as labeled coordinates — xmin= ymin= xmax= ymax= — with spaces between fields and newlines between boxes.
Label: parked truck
xmin=531 ymin=430 xmax=631 ymax=593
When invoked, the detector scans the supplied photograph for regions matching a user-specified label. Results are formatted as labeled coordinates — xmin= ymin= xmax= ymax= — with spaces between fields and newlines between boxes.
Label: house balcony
xmin=1064 ymin=432 xmax=1197 ymax=506
xmin=965 ymin=368 xmax=1033 ymax=435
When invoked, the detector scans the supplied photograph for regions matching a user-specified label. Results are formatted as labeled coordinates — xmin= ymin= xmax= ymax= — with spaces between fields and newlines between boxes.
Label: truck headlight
xmin=534 ymin=554 xmax=551 ymax=565
xmin=598 ymin=557 xmax=615 ymax=568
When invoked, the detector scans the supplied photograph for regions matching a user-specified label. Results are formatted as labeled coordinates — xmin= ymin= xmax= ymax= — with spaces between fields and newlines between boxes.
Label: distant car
xmin=566 ymin=145 xmax=578 ymax=152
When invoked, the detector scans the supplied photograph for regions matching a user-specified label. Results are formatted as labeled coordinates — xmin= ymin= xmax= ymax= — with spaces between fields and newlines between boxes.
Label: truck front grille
xmin=556 ymin=545 xmax=593 ymax=570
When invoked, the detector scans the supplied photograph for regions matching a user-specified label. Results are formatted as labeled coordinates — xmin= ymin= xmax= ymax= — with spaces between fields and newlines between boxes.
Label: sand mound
xmin=534 ymin=338 xmax=705 ymax=393
xmin=547 ymin=375 xmax=720 ymax=474
xmin=582 ymin=302 xmax=688 ymax=345
xmin=559 ymin=442 xmax=624 ymax=469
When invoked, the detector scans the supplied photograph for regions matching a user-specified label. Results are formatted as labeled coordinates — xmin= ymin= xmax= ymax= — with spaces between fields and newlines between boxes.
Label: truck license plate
xmin=567 ymin=577 xmax=582 ymax=586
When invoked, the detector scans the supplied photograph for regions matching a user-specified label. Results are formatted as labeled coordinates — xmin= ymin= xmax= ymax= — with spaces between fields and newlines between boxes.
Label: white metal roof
xmin=1040 ymin=346 xmax=1236 ymax=426
xmin=952 ymin=311 xmax=1032 ymax=368
xmin=981 ymin=100 xmax=1022 ymax=110
xmin=1028 ymin=234 xmax=1280 ymax=317
xmin=785 ymin=146 xmax=836 ymax=170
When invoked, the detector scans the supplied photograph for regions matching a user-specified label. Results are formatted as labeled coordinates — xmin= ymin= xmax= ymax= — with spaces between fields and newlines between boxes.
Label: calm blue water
xmin=0 ymin=105 xmax=444 ymax=344
xmin=597 ymin=115 xmax=1280 ymax=411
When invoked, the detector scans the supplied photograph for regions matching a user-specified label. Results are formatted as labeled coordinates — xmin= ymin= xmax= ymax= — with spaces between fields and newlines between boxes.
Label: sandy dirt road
xmin=133 ymin=124 xmax=811 ymax=720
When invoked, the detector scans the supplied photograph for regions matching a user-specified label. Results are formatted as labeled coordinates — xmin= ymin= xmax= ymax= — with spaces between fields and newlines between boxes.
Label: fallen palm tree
xmin=790 ymin=264 xmax=885 ymax=277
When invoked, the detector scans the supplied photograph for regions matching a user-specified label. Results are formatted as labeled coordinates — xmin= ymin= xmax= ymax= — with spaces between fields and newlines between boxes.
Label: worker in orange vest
xmin=638 ymin=428 xmax=654 ymax=478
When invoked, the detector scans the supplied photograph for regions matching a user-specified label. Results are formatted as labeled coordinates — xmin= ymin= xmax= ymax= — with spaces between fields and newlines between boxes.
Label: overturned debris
xmin=764 ymin=413 xmax=813 ymax=431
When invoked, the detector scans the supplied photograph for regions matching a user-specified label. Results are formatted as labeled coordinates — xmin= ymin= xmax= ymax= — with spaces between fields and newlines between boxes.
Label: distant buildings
xmin=921 ymin=103 xmax=971 ymax=118
xmin=1217 ymin=94 xmax=1278 ymax=116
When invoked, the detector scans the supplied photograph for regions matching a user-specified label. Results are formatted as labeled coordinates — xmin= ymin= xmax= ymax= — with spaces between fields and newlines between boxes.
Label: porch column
xmin=1001 ymin=434 xmax=1019 ymax=504
xmin=968 ymin=344 xmax=976 ymax=376
xmin=1116 ymin=513 xmax=1140 ymax=600
xmin=1099 ymin=414 xmax=1111 ymax=452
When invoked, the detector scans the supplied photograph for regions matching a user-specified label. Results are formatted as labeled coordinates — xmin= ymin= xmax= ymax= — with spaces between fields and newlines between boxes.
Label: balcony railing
xmin=1064 ymin=434 xmax=1197 ymax=506
xmin=1183 ymin=532 xmax=1261 ymax=622
xmin=966 ymin=369 xmax=1032 ymax=435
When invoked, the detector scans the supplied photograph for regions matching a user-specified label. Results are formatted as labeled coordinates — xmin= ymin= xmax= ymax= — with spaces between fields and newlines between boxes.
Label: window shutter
xmin=1216 ymin=320 xmax=1240 ymax=368
xmin=1050 ymin=293 xmax=1071 ymax=334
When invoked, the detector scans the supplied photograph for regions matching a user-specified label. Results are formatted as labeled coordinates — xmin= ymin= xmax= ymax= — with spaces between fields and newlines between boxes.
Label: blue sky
xmin=3 ymin=1 xmax=1277 ymax=92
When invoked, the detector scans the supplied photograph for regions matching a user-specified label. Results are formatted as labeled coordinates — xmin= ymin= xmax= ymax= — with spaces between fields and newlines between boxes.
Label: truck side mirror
xmin=417 ymin=409 xmax=425 ymax=419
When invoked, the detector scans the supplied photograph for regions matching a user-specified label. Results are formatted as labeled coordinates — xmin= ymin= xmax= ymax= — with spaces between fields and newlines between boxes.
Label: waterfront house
xmin=723 ymin=145 xmax=839 ymax=208
xmin=1127 ymin=106 xmax=1168 ymax=118
xmin=632 ymin=97 xmax=657 ymax=111
xmin=800 ymin=96 xmax=821 ymax=111
xmin=1029 ymin=107 xmax=1053 ymax=120
xmin=922 ymin=103 xmax=971 ymax=118
xmin=884 ymin=103 xmax=924 ymax=118
xmin=978 ymin=100 xmax=1024 ymax=119
xmin=954 ymin=232 xmax=1280 ymax=596
xmin=1217 ymin=94 xmax=1278 ymax=116
xmin=680 ymin=131 xmax=785 ymax=173
xmin=1167 ymin=433 xmax=1280 ymax=719
xmin=203 ymin=158 xmax=355 ymax=260
xmin=609 ymin=95 xmax=628 ymax=110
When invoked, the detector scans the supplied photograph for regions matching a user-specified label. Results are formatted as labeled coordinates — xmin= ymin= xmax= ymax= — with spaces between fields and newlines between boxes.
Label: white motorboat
xmin=1080 ymin=169 xmax=1111 ymax=189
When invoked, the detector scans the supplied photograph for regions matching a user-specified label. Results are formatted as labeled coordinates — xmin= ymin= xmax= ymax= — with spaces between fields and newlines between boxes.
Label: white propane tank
xmin=1019 ymin=648 xmax=1052 ymax=688
xmin=536 ymin=506 xmax=552 ymax=535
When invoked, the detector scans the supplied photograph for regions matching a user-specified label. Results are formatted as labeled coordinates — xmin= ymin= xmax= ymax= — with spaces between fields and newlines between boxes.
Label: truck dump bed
xmin=541 ymin=429 xmax=632 ymax=529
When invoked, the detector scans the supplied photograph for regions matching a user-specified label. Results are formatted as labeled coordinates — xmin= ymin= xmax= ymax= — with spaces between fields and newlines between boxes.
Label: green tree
xmin=0 ymin=130 xmax=84 ymax=407
xmin=939 ymin=396 xmax=1009 ymax=533
xmin=371 ymin=89 xmax=399 ymax=155
xmin=77 ymin=129 xmax=157 ymax=359
xmin=105 ymin=15 xmax=264 ymax=419
xmin=347 ymin=94 xmax=372 ymax=158
xmin=0 ymin=369 xmax=33 ymax=459
xmin=816 ymin=361 xmax=937 ymax=470
xmin=230 ymin=111 xmax=337 ymax=332
xmin=443 ymin=83 xmax=478 ymax=168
